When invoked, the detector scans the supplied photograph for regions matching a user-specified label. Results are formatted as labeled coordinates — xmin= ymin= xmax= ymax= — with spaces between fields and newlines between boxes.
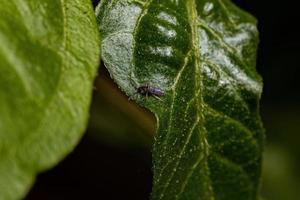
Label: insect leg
xmin=153 ymin=95 xmax=162 ymax=101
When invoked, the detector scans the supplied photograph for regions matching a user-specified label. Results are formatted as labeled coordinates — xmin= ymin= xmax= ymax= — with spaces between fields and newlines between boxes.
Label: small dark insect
xmin=136 ymin=84 xmax=165 ymax=98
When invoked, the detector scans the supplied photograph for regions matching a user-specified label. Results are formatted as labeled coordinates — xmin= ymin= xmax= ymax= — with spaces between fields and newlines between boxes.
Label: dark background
xmin=25 ymin=0 xmax=300 ymax=199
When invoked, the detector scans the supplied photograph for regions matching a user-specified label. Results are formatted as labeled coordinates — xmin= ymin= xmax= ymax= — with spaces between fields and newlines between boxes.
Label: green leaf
xmin=0 ymin=0 xmax=99 ymax=199
xmin=96 ymin=0 xmax=264 ymax=199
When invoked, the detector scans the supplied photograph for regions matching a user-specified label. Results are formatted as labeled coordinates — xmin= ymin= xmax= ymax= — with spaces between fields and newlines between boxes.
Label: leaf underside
xmin=96 ymin=0 xmax=264 ymax=199
xmin=0 ymin=0 xmax=99 ymax=199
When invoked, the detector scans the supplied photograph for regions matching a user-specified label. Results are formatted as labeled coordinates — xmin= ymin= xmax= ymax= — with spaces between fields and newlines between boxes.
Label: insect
xmin=136 ymin=84 xmax=165 ymax=99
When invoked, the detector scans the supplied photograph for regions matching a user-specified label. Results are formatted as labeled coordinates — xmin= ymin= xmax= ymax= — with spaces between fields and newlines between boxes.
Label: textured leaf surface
xmin=96 ymin=0 xmax=264 ymax=199
xmin=0 ymin=0 xmax=99 ymax=199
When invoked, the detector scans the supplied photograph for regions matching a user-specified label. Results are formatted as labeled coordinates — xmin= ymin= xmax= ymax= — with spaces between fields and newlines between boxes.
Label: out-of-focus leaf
xmin=0 ymin=0 xmax=99 ymax=199
xmin=96 ymin=0 xmax=264 ymax=199
xmin=262 ymin=145 xmax=299 ymax=200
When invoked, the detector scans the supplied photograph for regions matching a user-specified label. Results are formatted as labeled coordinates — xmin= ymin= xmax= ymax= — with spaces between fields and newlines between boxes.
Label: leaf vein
xmin=198 ymin=21 xmax=252 ymax=74
xmin=204 ymin=59 xmax=251 ymax=112
xmin=159 ymin=118 xmax=200 ymax=200
xmin=205 ymin=103 xmax=258 ymax=147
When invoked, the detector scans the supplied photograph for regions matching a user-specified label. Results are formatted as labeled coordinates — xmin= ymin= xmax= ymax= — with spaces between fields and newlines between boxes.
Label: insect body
xmin=137 ymin=84 xmax=165 ymax=98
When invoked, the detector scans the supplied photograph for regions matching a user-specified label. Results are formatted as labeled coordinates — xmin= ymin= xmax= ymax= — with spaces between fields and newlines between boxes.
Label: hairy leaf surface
xmin=0 ymin=0 xmax=99 ymax=199
xmin=96 ymin=0 xmax=264 ymax=199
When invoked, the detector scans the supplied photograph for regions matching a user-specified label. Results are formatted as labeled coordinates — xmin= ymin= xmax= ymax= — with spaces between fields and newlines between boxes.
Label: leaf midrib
xmin=158 ymin=0 xmax=214 ymax=199
xmin=126 ymin=0 xmax=254 ymax=198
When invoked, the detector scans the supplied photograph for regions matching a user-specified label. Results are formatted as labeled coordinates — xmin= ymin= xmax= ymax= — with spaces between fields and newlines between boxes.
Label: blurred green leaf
xmin=261 ymin=105 xmax=300 ymax=200
xmin=262 ymin=145 xmax=300 ymax=200
xmin=0 ymin=0 xmax=99 ymax=199
xmin=96 ymin=0 xmax=264 ymax=199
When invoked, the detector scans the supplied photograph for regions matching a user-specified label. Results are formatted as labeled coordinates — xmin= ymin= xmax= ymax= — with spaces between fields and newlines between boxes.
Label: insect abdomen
xmin=137 ymin=85 xmax=165 ymax=97
xmin=148 ymin=86 xmax=164 ymax=96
